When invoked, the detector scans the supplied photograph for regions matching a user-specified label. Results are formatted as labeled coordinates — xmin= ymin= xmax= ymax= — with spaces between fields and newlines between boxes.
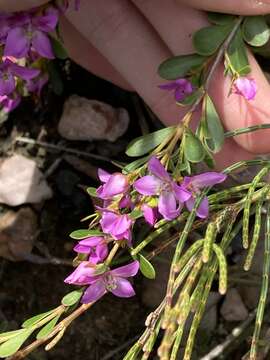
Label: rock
xmin=58 ymin=95 xmax=129 ymax=142
xmin=0 ymin=207 xmax=38 ymax=261
xmin=0 ymin=154 xmax=53 ymax=206
xmin=200 ymin=292 xmax=221 ymax=333
xmin=220 ymin=288 xmax=249 ymax=322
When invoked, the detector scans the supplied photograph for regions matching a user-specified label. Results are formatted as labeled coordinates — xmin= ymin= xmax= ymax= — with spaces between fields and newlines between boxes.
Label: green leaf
xmin=139 ymin=255 xmax=156 ymax=279
xmin=0 ymin=328 xmax=33 ymax=357
xmin=69 ymin=229 xmax=103 ymax=240
xmin=50 ymin=36 xmax=69 ymax=59
xmin=22 ymin=309 xmax=55 ymax=328
xmin=184 ymin=131 xmax=205 ymax=163
xmin=204 ymin=95 xmax=224 ymax=153
xmin=226 ymin=29 xmax=251 ymax=76
xmin=61 ymin=290 xmax=84 ymax=307
xmin=122 ymin=156 xmax=149 ymax=174
xmin=207 ymin=12 xmax=236 ymax=25
xmin=193 ymin=23 xmax=233 ymax=56
xmin=0 ymin=329 xmax=26 ymax=344
xmin=158 ymin=54 xmax=207 ymax=80
xmin=126 ymin=127 xmax=175 ymax=157
xmin=129 ymin=209 xmax=143 ymax=220
xmin=86 ymin=187 xmax=98 ymax=197
xmin=243 ymin=16 xmax=270 ymax=47
xmin=36 ymin=314 xmax=61 ymax=340
xmin=203 ymin=149 xmax=215 ymax=169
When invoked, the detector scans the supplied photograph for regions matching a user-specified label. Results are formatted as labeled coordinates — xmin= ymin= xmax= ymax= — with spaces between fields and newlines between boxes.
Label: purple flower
xmin=97 ymin=168 xmax=129 ymax=200
xmin=159 ymin=78 xmax=193 ymax=102
xmin=142 ymin=204 xmax=158 ymax=226
xmin=4 ymin=7 xmax=59 ymax=59
xmin=0 ymin=92 xmax=21 ymax=112
xmin=74 ymin=236 xmax=108 ymax=264
xmin=134 ymin=157 xmax=190 ymax=220
xmin=234 ymin=77 xmax=257 ymax=101
xmin=181 ymin=172 xmax=227 ymax=218
xmin=0 ymin=58 xmax=40 ymax=96
xmin=100 ymin=211 xmax=133 ymax=245
xmin=80 ymin=261 xmax=140 ymax=303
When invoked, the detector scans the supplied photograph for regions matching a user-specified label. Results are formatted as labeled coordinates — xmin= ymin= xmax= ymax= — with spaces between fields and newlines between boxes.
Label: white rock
xmin=220 ymin=288 xmax=249 ymax=322
xmin=0 ymin=154 xmax=53 ymax=206
xmin=58 ymin=95 xmax=129 ymax=142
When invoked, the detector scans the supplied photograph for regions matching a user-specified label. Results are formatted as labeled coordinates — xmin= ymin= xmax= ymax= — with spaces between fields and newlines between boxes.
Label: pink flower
xmin=142 ymin=204 xmax=158 ymax=226
xmin=134 ymin=157 xmax=189 ymax=220
xmin=97 ymin=168 xmax=129 ymax=200
xmin=4 ymin=7 xmax=59 ymax=59
xmin=159 ymin=78 xmax=193 ymax=102
xmin=181 ymin=172 xmax=227 ymax=218
xmin=73 ymin=236 xmax=108 ymax=264
xmin=81 ymin=261 xmax=139 ymax=303
xmin=234 ymin=77 xmax=257 ymax=101
xmin=100 ymin=211 xmax=133 ymax=245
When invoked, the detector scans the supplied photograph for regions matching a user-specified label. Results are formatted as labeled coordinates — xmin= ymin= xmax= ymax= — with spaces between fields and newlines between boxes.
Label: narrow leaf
xmin=69 ymin=229 xmax=103 ymax=240
xmin=204 ymin=94 xmax=224 ymax=153
xmin=207 ymin=12 xmax=236 ymax=25
xmin=86 ymin=187 xmax=98 ymax=197
xmin=22 ymin=309 xmax=55 ymax=328
xmin=0 ymin=329 xmax=33 ymax=357
xmin=36 ymin=314 xmax=61 ymax=340
xmin=226 ymin=29 xmax=251 ymax=76
xmin=126 ymin=127 xmax=175 ymax=157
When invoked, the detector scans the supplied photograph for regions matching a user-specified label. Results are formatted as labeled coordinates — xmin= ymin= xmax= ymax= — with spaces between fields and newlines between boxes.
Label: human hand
xmin=3 ymin=0 xmax=270 ymax=169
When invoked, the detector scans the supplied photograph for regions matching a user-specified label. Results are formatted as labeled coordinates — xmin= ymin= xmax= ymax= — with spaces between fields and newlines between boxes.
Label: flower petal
xmin=110 ymin=260 xmax=139 ymax=278
xmin=110 ymin=277 xmax=136 ymax=298
xmin=10 ymin=63 xmax=40 ymax=80
xmin=158 ymin=81 xmax=178 ymax=90
xmin=190 ymin=172 xmax=227 ymax=189
xmin=173 ymin=183 xmax=191 ymax=202
xmin=4 ymin=27 xmax=29 ymax=58
xmin=158 ymin=191 xmax=180 ymax=220
xmin=34 ymin=7 xmax=59 ymax=32
xmin=78 ymin=236 xmax=104 ymax=247
xmin=185 ymin=196 xmax=209 ymax=219
xmin=148 ymin=157 xmax=170 ymax=180
xmin=142 ymin=204 xmax=158 ymax=226
xmin=81 ymin=280 xmax=106 ymax=303
xmin=64 ymin=261 xmax=96 ymax=285
xmin=97 ymin=173 xmax=128 ymax=199
xmin=0 ymin=73 xmax=15 ymax=96
xmin=234 ymin=77 xmax=257 ymax=101
xmin=73 ymin=244 xmax=91 ymax=254
xmin=134 ymin=175 xmax=162 ymax=196
xmin=32 ymin=30 xmax=54 ymax=59
xmin=98 ymin=168 xmax=111 ymax=183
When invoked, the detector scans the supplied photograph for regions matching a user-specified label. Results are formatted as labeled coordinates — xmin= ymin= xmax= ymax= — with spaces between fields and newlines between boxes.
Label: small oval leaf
xmin=126 ymin=127 xmax=175 ymax=157
xmin=158 ymin=54 xmax=207 ymax=80
xmin=184 ymin=131 xmax=205 ymax=163
xmin=86 ymin=187 xmax=98 ymax=197
xmin=139 ymin=255 xmax=156 ymax=279
xmin=69 ymin=229 xmax=103 ymax=240
xmin=243 ymin=16 xmax=270 ymax=47
xmin=0 ymin=329 xmax=33 ymax=357
xmin=61 ymin=290 xmax=84 ymax=307
xmin=193 ymin=23 xmax=233 ymax=56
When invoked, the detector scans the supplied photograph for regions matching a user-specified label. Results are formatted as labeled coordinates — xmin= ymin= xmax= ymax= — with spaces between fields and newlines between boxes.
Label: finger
xmin=60 ymin=17 xmax=132 ymax=90
xmin=133 ymin=0 xmax=270 ymax=154
xmin=178 ymin=0 xmax=270 ymax=15
xmin=0 ymin=0 xmax=47 ymax=12
xmin=65 ymin=0 xmax=182 ymax=124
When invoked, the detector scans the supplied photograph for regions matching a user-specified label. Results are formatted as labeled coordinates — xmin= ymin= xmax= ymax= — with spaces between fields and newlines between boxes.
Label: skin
xmin=2 ymin=0 xmax=270 ymax=169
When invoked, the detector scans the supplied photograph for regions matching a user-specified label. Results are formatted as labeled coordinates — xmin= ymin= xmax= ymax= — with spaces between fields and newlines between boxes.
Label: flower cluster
xmin=0 ymin=1 xmax=79 ymax=113
xmin=65 ymin=156 xmax=226 ymax=303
